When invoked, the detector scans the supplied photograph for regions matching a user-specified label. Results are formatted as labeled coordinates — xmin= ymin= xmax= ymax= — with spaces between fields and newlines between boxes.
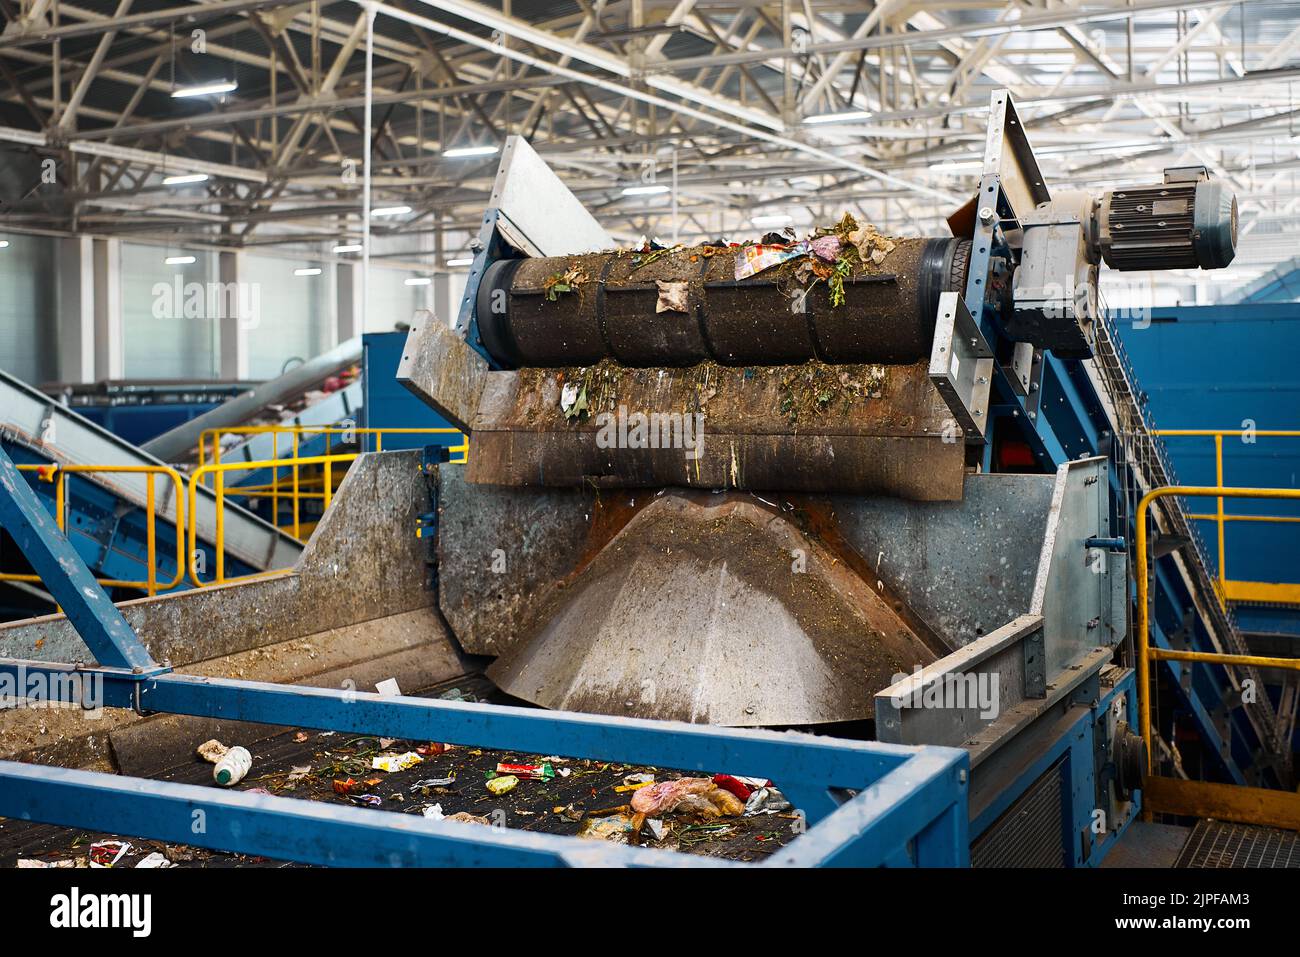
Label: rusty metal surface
xmin=437 ymin=465 xmax=600 ymax=658
xmin=465 ymin=360 xmax=964 ymax=500
xmin=396 ymin=309 xmax=491 ymax=432
xmin=486 ymin=492 xmax=937 ymax=726
xmin=831 ymin=473 xmax=1057 ymax=650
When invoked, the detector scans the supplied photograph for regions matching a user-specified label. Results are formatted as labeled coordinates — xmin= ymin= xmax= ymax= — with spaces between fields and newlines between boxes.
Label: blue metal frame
xmin=970 ymin=672 xmax=1140 ymax=866
xmin=0 ymin=443 xmax=969 ymax=868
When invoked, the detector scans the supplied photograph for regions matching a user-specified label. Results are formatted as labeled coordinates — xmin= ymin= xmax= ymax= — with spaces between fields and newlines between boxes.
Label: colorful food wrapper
xmin=371 ymin=751 xmax=424 ymax=773
xmin=733 ymin=242 xmax=809 ymax=280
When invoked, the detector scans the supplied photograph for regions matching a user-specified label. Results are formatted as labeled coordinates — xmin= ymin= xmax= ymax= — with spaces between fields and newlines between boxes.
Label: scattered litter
xmin=809 ymin=234 xmax=842 ymax=262
xmin=630 ymin=777 xmax=713 ymax=815
xmin=554 ymin=804 xmax=584 ymax=822
xmin=497 ymin=762 xmax=554 ymax=781
xmin=287 ymin=765 xmax=312 ymax=783
xmin=163 ymin=846 xmax=195 ymax=864
xmin=447 ymin=811 xmax=492 ymax=826
xmin=646 ymin=819 xmax=668 ymax=842
xmin=578 ymin=813 xmax=636 ymax=842
xmin=213 ymin=746 xmax=252 ymax=786
xmin=712 ymin=774 xmax=770 ymax=799
xmin=623 ymin=772 xmax=655 ymax=786
xmin=486 ymin=774 xmax=519 ymax=796
xmin=560 ymin=381 xmax=589 ymax=420
xmin=413 ymin=776 xmax=457 ymax=788
xmin=196 ymin=739 xmax=229 ymax=764
xmin=678 ymin=823 xmax=734 ymax=845
xmin=89 ymin=841 xmax=132 ymax=868
xmin=372 ymin=751 xmax=424 ymax=773
xmin=437 ymin=687 xmax=478 ymax=703
xmin=416 ymin=743 xmax=448 ymax=756
xmin=293 ymin=731 xmax=309 ymax=743
xmin=630 ymin=776 xmax=747 ymax=819
xmin=421 ymin=804 xmax=489 ymax=825
xmin=744 ymin=786 xmax=793 ymax=816
xmin=136 ymin=852 xmax=173 ymax=869
xmin=18 ymin=859 xmax=79 ymax=868
xmin=333 ymin=777 xmax=359 ymax=795
xmin=350 ymin=794 xmax=383 ymax=807
xmin=655 ymin=280 xmax=690 ymax=314
xmin=375 ymin=677 xmax=402 ymax=697
xmin=734 ymin=242 xmax=807 ymax=280
xmin=379 ymin=737 xmax=396 ymax=748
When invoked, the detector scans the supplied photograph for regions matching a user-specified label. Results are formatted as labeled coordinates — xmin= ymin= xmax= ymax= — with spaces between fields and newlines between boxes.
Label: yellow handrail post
xmin=272 ymin=431 xmax=280 ymax=532
xmin=292 ymin=432 xmax=301 ymax=539
xmin=54 ymin=469 xmax=65 ymax=615
xmin=215 ymin=469 xmax=226 ymax=585
xmin=146 ymin=472 xmax=157 ymax=597
xmin=1214 ymin=433 xmax=1226 ymax=605
xmin=1138 ymin=484 xmax=1300 ymax=776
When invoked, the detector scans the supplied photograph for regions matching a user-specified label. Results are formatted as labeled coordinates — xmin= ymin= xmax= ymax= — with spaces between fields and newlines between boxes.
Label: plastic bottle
xmin=213 ymin=746 xmax=252 ymax=786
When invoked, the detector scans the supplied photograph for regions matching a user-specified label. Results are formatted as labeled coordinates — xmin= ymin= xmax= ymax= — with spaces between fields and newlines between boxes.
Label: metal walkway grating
xmin=1175 ymin=819 xmax=1300 ymax=868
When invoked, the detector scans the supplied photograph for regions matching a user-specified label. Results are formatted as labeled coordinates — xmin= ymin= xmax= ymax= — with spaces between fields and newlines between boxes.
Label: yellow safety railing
xmin=187 ymin=452 xmax=361 ymax=587
xmin=197 ymin=425 xmax=468 ymax=469
xmin=8 ymin=437 xmax=466 ymax=594
xmin=1155 ymin=429 xmax=1300 ymax=605
xmin=1136 ymin=484 xmax=1300 ymax=772
xmin=6 ymin=463 xmax=187 ymax=596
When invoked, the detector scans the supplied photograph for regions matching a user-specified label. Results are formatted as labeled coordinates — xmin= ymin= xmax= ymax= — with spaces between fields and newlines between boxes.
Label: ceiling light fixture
xmin=621 ymin=184 xmax=670 ymax=196
xmin=163 ymin=173 xmax=209 ymax=185
xmin=803 ymin=110 xmax=871 ymax=125
xmin=443 ymin=145 xmax=499 ymax=158
xmin=171 ymin=81 xmax=237 ymax=98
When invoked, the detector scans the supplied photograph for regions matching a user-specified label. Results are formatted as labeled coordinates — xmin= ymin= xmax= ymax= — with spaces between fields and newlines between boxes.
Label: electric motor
xmin=1095 ymin=167 xmax=1237 ymax=271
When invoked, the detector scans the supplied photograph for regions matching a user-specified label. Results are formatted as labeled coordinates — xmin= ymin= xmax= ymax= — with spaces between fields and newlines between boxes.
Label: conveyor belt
xmin=0 ymin=369 xmax=303 ymax=574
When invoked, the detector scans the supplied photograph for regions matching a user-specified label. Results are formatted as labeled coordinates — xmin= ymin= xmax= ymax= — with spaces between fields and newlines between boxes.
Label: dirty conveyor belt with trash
xmin=1 ymin=678 xmax=801 ymax=868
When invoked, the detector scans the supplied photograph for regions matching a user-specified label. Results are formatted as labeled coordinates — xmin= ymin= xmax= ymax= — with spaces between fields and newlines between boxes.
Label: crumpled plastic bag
xmin=631 ymin=777 xmax=747 ymax=818
xmin=808 ymin=234 xmax=842 ymax=262
xmin=655 ymin=280 xmax=690 ymax=314
xmin=630 ymin=777 xmax=715 ymax=815
xmin=846 ymin=223 xmax=896 ymax=265
xmin=744 ymin=786 xmax=793 ymax=816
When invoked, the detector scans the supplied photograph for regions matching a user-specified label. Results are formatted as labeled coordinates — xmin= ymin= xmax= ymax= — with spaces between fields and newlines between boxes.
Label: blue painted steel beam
xmin=0 ymin=447 xmax=156 ymax=671
xmin=770 ymin=749 xmax=969 ymax=867
xmin=0 ymin=759 xmax=691 ymax=867
xmin=0 ymin=659 xmax=963 ymax=828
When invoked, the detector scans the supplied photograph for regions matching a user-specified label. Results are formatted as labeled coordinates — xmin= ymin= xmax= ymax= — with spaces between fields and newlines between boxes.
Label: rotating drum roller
xmin=476 ymin=237 xmax=970 ymax=369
